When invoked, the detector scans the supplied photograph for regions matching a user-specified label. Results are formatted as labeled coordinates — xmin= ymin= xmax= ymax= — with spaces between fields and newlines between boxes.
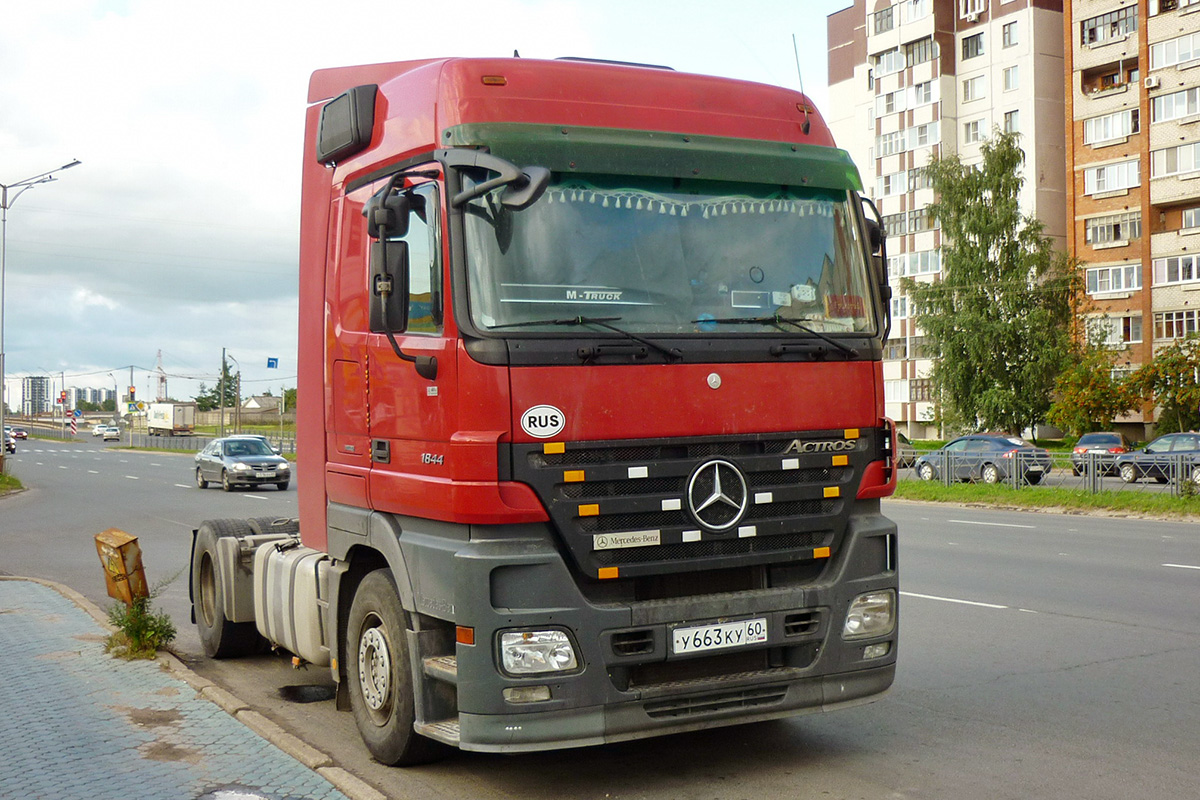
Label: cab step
xmin=416 ymin=718 xmax=460 ymax=745
xmin=423 ymin=655 xmax=458 ymax=684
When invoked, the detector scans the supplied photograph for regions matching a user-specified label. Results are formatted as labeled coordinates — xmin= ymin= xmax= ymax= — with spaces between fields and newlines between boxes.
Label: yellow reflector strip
xmin=579 ymin=504 xmax=600 ymax=517
xmin=824 ymin=486 xmax=841 ymax=498
xmin=599 ymin=567 xmax=619 ymax=580
xmin=845 ymin=428 xmax=860 ymax=439
xmin=564 ymin=470 xmax=585 ymax=482
xmin=543 ymin=442 xmax=565 ymax=454
xmin=481 ymin=75 xmax=508 ymax=86
xmin=456 ymin=626 xmax=475 ymax=645
xmin=832 ymin=455 xmax=849 ymax=466
xmin=814 ymin=546 xmax=831 ymax=559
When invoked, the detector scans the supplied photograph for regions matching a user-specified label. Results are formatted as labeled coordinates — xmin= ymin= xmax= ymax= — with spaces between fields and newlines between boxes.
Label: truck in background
xmin=190 ymin=56 xmax=898 ymax=766
xmin=147 ymin=402 xmax=196 ymax=436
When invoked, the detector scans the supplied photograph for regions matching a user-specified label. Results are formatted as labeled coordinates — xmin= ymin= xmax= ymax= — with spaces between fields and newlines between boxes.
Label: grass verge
xmin=893 ymin=479 xmax=1200 ymax=519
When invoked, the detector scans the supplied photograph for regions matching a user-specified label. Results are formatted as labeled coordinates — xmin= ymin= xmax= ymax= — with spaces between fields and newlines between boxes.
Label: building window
xmin=910 ymin=378 xmax=934 ymax=402
xmin=906 ymin=0 xmax=930 ymax=22
xmin=884 ymin=339 xmax=908 ymax=360
xmin=962 ymin=33 xmax=984 ymax=60
xmin=1085 ymin=212 xmax=1142 ymax=244
xmin=876 ymin=89 xmax=908 ymax=116
xmin=1083 ymin=109 xmax=1139 ymax=144
xmin=1151 ymin=87 xmax=1200 ymax=122
xmin=1153 ymin=254 xmax=1200 ymax=285
xmin=892 ymin=295 xmax=909 ymax=319
xmin=874 ymin=5 xmax=895 ymax=34
xmin=1003 ymin=66 xmax=1019 ymax=91
xmin=1004 ymin=110 xmax=1020 ymax=133
xmin=1080 ymin=6 xmax=1138 ymax=46
xmin=877 ymin=130 xmax=907 ymax=156
xmin=1150 ymin=31 xmax=1200 ymax=68
xmin=959 ymin=0 xmax=985 ymax=18
xmin=1151 ymin=143 xmax=1200 ymax=178
xmin=1084 ymin=160 xmax=1140 ymax=194
xmin=908 ymin=167 xmax=933 ymax=192
xmin=1154 ymin=309 xmax=1200 ymax=339
xmin=963 ymin=75 xmax=985 ymax=102
xmin=1183 ymin=207 xmax=1200 ymax=229
xmin=908 ymin=122 xmax=940 ymax=149
xmin=963 ymin=119 xmax=983 ymax=143
xmin=910 ymin=80 xmax=935 ymax=107
xmin=1088 ymin=316 xmax=1143 ymax=346
xmin=1002 ymin=22 xmax=1018 ymax=48
xmin=877 ymin=171 xmax=907 ymax=198
xmin=884 ymin=213 xmax=907 ymax=238
xmin=1085 ymin=263 xmax=1141 ymax=293
xmin=906 ymin=37 xmax=938 ymax=68
xmin=873 ymin=47 xmax=904 ymax=77
xmin=908 ymin=207 xmax=934 ymax=232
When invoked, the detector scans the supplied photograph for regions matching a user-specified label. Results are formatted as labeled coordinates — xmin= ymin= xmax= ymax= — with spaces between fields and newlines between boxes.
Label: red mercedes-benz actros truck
xmin=191 ymin=56 xmax=898 ymax=766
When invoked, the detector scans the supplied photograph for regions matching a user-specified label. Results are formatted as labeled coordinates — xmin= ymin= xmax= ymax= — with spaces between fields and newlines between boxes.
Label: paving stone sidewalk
xmin=0 ymin=578 xmax=356 ymax=800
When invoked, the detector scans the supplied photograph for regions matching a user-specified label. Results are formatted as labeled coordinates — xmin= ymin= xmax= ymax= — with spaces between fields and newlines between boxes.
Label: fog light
xmin=863 ymin=642 xmax=890 ymax=659
xmin=843 ymin=590 xmax=896 ymax=639
xmin=503 ymin=685 xmax=552 ymax=703
xmin=499 ymin=629 xmax=579 ymax=675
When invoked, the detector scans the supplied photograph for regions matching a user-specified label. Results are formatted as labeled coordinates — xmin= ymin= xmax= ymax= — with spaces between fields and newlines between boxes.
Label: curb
xmin=0 ymin=575 xmax=382 ymax=800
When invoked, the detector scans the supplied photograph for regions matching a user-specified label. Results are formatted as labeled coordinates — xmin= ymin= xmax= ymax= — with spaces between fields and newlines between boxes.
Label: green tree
xmin=901 ymin=130 xmax=1073 ymax=437
xmin=193 ymin=361 xmax=240 ymax=411
xmin=1126 ymin=336 xmax=1200 ymax=433
xmin=1047 ymin=340 xmax=1136 ymax=437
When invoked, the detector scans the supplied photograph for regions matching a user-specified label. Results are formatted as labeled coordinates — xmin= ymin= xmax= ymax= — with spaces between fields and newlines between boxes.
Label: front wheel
xmin=981 ymin=464 xmax=1000 ymax=484
xmin=221 ymin=470 xmax=233 ymax=492
xmin=917 ymin=462 xmax=935 ymax=481
xmin=276 ymin=481 xmax=289 ymax=491
xmin=1119 ymin=464 xmax=1138 ymax=484
xmin=195 ymin=468 xmax=208 ymax=489
xmin=346 ymin=571 xmax=448 ymax=766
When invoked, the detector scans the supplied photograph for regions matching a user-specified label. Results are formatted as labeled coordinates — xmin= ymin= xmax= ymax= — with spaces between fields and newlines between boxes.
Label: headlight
xmin=276 ymin=463 xmax=290 ymax=471
xmin=843 ymin=590 xmax=896 ymax=639
xmin=499 ymin=629 xmax=579 ymax=675
xmin=231 ymin=462 xmax=251 ymax=471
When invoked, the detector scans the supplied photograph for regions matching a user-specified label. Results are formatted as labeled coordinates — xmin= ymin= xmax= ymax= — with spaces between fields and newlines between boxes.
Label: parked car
xmin=895 ymin=431 xmax=917 ymax=469
xmin=1113 ymin=432 xmax=1200 ymax=485
xmin=1070 ymin=431 xmax=1132 ymax=476
xmin=103 ymin=426 xmax=121 ymax=442
xmin=92 ymin=424 xmax=109 ymax=437
xmin=195 ymin=436 xmax=291 ymax=491
xmin=914 ymin=434 xmax=1052 ymax=485
xmin=4 ymin=433 xmax=14 ymax=454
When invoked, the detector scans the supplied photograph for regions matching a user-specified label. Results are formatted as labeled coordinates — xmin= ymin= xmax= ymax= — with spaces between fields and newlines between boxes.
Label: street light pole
xmin=1 ymin=159 xmax=81 ymax=471
xmin=227 ymin=353 xmax=241 ymax=435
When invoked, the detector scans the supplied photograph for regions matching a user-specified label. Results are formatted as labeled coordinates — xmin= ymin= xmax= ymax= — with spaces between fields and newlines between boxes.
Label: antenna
xmin=792 ymin=34 xmax=811 ymax=135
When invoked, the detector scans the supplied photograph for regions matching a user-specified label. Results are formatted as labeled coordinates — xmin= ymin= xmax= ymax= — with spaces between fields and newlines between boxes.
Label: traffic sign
xmin=73 ymin=409 xmax=82 ymax=417
xmin=267 ymin=357 xmax=279 ymax=369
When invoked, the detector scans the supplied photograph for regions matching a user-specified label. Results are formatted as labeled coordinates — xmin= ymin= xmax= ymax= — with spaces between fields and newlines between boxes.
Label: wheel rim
xmin=222 ymin=471 xmax=230 ymax=490
xmin=920 ymin=464 xmax=932 ymax=481
xmin=1121 ymin=465 xmax=1135 ymax=482
xmin=358 ymin=619 xmax=393 ymax=720
xmin=196 ymin=468 xmax=204 ymax=487
xmin=983 ymin=465 xmax=998 ymax=484
xmin=198 ymin=553 xmax=217 ymax=628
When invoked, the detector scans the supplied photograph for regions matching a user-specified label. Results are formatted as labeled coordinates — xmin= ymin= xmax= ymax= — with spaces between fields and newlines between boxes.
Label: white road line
xmin=58 ymin=465 xmax=68 ymax=470
xmin=88 ymin=470 xmax=99 ymax=474
xmin=174 ymin=484 xmax=192 ymax=489
xmin=125 ymin=475 xmax=139 ymax=480
xmin=242 ymin=494 xmax=270 ymax=500
xmin=948 ymin=519 xmax=1036 ymax=529
xmin=1164 ymin=563 xmax=1200 ymax=571
xmin=900 ymin=591 xmax=1009 ymax=609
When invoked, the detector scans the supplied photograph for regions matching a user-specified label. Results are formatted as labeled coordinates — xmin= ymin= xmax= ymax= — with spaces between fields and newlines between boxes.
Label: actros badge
xmin=521 ymin=405 xmax=565 ymax=438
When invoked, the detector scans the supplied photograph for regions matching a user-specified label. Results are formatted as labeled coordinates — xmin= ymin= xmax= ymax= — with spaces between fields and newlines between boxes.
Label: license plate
xmin=1027 ymin=466 xmax=1044 ymax=472
xmin=260 ymin=470 xmax=276 ymax=478
xmin=672 ymin=618 xmax=768 ymax=655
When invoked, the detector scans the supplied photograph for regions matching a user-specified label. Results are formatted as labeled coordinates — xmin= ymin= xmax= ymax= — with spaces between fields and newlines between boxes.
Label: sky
xmin=1 ymin=0 xmax=853 ymax=409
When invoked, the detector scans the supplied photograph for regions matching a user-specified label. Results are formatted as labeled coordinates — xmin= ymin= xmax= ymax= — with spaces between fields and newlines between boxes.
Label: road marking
xmin=125 ymin=475 xmax=139 ymax=480
xmin=948 ymin=519 xmax=1036 ymax=529
xmin=58 ymin=465 xmax=68 ymax=470
xmin=1164 ymin=563 xmax=1200 ymax=571
xmin=901 ymin=591 xmax=1009 ymax=609
xmin=88 ymin=470 xmax=99 ymax=474
xmin=243 ymin=494 xmax=269 ymax=500
xmin=174 ymin=484 xmax=192 ymax=489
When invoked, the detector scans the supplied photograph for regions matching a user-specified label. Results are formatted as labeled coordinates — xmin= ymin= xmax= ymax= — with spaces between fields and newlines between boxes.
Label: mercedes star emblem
xmin=687 ymin=459 xmax=749 ymax=530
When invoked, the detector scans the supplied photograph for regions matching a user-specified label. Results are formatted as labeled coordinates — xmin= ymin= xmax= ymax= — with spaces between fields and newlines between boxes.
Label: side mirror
xmin=364 ymin=188 xmax=412 ymax=239
xmin=370 ymin=239 xmax=409 ymax=334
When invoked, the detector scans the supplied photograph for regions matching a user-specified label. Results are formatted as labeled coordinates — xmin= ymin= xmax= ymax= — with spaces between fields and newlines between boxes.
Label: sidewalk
xmin=0 ymin=577 xmax=376 ymax=800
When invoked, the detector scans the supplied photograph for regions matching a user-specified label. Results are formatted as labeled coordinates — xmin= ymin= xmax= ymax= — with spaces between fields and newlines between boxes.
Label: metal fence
xmin=901 ymin=451 xmax=1200 ymax=498
xmin=14 ymin=423 xmax=296 ymax=456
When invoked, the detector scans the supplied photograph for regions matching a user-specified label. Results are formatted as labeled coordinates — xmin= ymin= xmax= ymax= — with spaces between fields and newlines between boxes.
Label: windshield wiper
xmin=695 ymin=314 xmax=858 ymax=357
xmin=488 ymin=316 xmax=683 ymax=362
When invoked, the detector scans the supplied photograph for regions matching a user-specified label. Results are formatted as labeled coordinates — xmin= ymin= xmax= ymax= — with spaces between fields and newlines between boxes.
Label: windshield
xmin=462 ymin=173 xmax=875 ymax=335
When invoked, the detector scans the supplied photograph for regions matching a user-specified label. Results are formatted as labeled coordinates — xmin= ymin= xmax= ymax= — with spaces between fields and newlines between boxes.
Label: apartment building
xmin=1067 ymin=0 xmax=1200 ymax=436
xmin=828 ymin=0 xmax=1066 ymax=438
xmin=21 ymin=376 xmax=50 ymax=416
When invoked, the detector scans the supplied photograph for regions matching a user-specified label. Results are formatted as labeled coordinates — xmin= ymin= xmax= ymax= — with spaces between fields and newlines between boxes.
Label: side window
xmin=945 ymin=439 xmax=969 ymax=453
xmin=405 ymin=182 xmax=442 ymax=334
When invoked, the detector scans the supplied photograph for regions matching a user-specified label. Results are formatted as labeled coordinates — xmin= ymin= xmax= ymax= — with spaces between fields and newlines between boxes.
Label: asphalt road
xmin=3 ymin=437 xmax=1199 ymax=799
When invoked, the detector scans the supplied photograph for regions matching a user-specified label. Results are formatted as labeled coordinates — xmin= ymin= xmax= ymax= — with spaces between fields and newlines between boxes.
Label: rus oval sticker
xmin=521 ymin=405 xmax=565 ymax=438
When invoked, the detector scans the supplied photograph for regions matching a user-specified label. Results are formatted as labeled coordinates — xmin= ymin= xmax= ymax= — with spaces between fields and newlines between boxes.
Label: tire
xmin=221 ymin=470 xmax=233 ymax=492
xmin=191 ymin=519 xmax=266 ymax=658
xmin=982 ymin=463 xmax=1000 ymax=484
xmin=1025 ymin=473 xmax=1043 ymax=486
xmin=1154 ymin=476 xmax=1169 ymax=485
xmin=1191 ymin=466 xmax=1200 ymax=486
xmin=346 ymin=570 xmax=449 ymax=766
xmin=276 ymin=482 xmax=289 ymax=491
xmin=195 ymin=468 xmax=208 ymax=490
xmin=917 ymin=462 xmax=935 ymax=481
xmin=1119 ymin=464 xmax=1138 ymax=484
